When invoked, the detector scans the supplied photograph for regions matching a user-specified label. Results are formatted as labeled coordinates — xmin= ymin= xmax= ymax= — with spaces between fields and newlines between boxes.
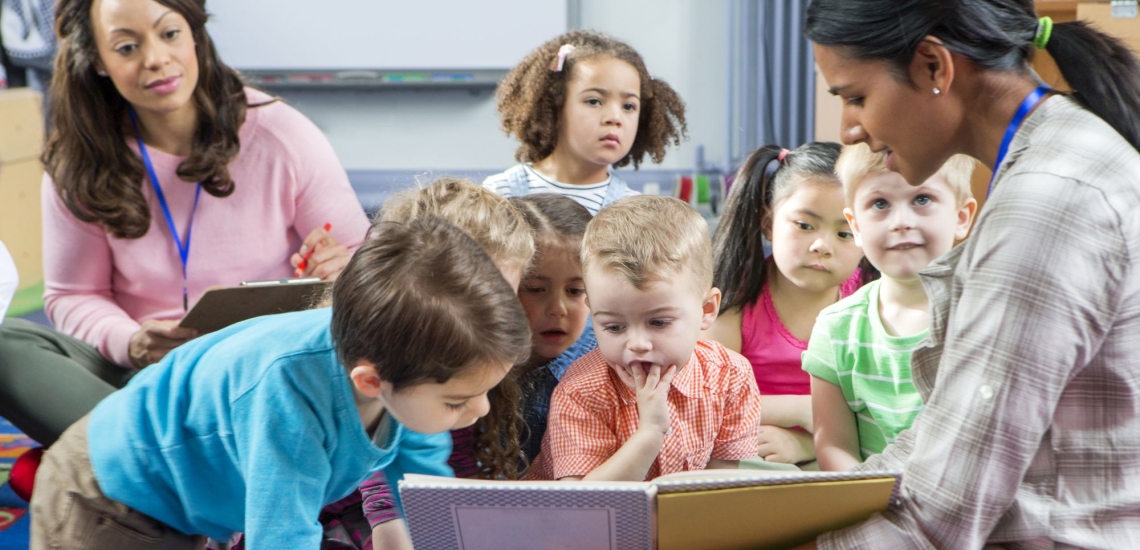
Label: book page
xmin=454 ymin=506 xmax=616 ymax=550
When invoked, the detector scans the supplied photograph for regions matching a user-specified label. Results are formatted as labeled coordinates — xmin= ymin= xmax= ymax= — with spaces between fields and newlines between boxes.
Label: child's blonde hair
xmin=496 ymin=30 xmax=688 ymax=169
xmin=582 ymin=195 xmax=712 ymax=291
xmin=835 ymin=143 xmax=975 ymax=206
xmin=378 ymin=177 xmax=536 ymax=274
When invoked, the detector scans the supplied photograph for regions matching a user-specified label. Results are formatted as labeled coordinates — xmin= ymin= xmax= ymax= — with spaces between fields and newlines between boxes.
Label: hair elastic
xmin=550 ymin=44 xmax=576 ymax=72
xmin=761 ymin=152 xmax=787 ymax=191
xmin=1033 ymin=16 xmax=1053 ymax=50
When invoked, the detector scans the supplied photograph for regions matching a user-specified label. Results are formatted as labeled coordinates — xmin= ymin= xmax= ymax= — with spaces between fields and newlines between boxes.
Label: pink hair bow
xmin=550 ymin=44 xmax=576 ymax=72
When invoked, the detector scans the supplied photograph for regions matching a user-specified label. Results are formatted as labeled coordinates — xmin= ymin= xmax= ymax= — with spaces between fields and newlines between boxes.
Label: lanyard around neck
xmin=988 ymin=85 xmax=1051 ymax=197
xmin=128 ymin=107 xmax=202 ymax=311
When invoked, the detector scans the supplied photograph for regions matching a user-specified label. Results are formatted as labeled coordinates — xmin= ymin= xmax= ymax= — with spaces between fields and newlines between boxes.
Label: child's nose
xmin=809 ymin=237 xmax=833 ymax=256
xmin=469 ymin=393 xmax=491 ymax=419
xmin=891 ymin=207 xmax=916 ymax=230
xmin=626 ymin=329 xmax=652 ymax=352
xmin=604 ymin=104 xmax=624 ymax=125
xmin=546 ymin=296 xmax=567 ymax=317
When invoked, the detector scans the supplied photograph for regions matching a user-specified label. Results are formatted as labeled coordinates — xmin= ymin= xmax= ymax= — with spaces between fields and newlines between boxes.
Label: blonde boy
xmin=805 ymin=144 xmax=977 ymax=472
xmin=528 ymin=195 xmax=762 ymax=481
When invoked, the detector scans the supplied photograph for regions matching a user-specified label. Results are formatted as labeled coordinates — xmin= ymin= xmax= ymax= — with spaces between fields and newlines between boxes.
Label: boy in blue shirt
xmin=29 ymin=217 xmax=532 ymax=550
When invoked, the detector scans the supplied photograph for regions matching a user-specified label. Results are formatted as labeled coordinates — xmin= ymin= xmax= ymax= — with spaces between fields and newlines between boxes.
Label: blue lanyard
xmin=988 ymin=85 xmax=1051 ymax=197
xmin=128 ymin=108 xmax=202 ymax=311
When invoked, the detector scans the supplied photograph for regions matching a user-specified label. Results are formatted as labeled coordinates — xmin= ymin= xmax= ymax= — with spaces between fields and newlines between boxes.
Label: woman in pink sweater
xmin=0 ymin=0 xmax=369 ymax=446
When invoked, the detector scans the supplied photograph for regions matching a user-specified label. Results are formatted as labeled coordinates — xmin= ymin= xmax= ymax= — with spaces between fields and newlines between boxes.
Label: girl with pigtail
xmin=706 ymin=143 xmax=873 ymax=466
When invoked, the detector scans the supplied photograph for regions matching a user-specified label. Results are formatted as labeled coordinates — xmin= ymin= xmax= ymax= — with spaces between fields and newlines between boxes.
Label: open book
xmin=399 ymin=469 xmax=901 ymax=550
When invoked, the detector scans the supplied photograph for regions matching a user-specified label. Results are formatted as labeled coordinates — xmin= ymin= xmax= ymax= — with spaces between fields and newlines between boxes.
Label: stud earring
xmin=97 ymin=70 xmax=108 ymax=77
xmin=933 ymin=86 xmax=942 ymax=96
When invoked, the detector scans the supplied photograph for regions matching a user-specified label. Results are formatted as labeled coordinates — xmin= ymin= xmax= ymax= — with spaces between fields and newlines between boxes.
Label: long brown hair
xmin=471 ymin=377 xmax=526 ymax=479
xmin=45 ymin=0 xmax=251 ymax=239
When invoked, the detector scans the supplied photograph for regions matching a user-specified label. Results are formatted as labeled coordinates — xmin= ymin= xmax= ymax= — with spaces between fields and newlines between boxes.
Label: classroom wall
xmin=271 ymin=0 xmax=729 ymax=174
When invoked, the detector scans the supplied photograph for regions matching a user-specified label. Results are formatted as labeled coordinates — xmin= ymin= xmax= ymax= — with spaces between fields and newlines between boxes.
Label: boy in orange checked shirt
xmin=527 ymin=195 xmax=762 ymax=481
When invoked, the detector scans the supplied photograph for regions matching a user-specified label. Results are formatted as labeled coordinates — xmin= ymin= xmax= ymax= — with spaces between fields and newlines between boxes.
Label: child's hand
xmin=623 ymin=363 xmax=677 ymax=436
xmin=757 ymin=425 xmax=816 ymax=464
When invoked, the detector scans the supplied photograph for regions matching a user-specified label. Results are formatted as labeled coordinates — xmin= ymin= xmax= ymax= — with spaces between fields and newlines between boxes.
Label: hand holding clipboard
xmin=132 ymin=222 xmax=343 ymax=367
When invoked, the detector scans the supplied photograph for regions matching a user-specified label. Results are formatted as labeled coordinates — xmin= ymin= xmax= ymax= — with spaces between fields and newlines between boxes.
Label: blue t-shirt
xmin=88 ymin=308 xmax=452 ymax=549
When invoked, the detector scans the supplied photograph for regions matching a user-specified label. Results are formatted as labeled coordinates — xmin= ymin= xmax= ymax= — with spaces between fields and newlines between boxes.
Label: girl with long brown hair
xmin=0 ymin=0 xmax=369 ymax=448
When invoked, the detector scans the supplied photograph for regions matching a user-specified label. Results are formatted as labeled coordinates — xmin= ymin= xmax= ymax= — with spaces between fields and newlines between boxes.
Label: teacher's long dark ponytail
xmin=1045 ymin=21 xmax=1140 ymax=150
xmin=806 ymin=0 xmax=1140 ymax=152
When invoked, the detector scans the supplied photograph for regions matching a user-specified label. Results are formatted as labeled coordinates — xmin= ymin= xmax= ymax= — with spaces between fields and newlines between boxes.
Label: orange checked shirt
xmin=527 ymin=340 xmax=762 ymax=481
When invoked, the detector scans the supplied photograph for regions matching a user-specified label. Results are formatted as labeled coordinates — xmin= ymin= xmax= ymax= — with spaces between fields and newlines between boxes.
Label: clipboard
xmin=178 ymin=277 xmax=331 ymax=333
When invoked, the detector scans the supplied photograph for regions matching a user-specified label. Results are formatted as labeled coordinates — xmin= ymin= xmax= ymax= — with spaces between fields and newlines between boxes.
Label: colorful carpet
xmin=0 ymin=417 xmax=32 ymax=549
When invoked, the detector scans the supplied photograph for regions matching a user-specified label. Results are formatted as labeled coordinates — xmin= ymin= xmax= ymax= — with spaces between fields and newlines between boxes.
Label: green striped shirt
xmin=802 ymin=280 xmax=926 ymax=459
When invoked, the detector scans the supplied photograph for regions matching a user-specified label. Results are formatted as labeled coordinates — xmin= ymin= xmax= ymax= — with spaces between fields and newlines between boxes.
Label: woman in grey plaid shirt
xmin=795 ymin=0 xmax=1140 ymax=548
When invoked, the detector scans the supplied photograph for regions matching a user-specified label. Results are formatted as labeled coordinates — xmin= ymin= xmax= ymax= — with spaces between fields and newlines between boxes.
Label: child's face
xmin=584 ymin=265 xmax=719 ymax=385
xmin=555 ymin=56 xmax=641 ymax=169
xmin=845 ymin=172 xmax=975 ymax=281
xmin=766 ymin=181 xmax=864 ymax=293
xmin=91 ymin=0 xmax=200 ymax=121
xmin=518 ymin=244 xmax=590 ymax=360
xmin=357 ymin=361 xmax=512 ymax=434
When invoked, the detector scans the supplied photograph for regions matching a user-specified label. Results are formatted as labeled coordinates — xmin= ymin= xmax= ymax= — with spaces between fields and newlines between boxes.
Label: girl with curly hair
xmin=483 ymin=30 xmax=687 ymax=215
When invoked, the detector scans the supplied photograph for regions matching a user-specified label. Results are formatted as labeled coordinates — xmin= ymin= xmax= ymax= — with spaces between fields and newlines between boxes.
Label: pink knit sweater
xmin=43 ymin=88 xmax=369 ymax=366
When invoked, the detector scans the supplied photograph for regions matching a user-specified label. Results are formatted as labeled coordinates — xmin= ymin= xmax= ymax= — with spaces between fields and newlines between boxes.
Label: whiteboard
xmin=206 ymin=0 xmax=567 ymax=71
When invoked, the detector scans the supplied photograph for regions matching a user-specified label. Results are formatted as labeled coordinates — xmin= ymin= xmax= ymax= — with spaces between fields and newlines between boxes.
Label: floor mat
xmin=0 ymin=417 xmax=33 ymax=549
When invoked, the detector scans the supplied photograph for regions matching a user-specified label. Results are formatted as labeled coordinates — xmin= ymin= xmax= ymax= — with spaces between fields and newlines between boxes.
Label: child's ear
xmin=700 ymin=286 xmax=722 ymax=330
xmin=760 ymin=212 xmax=774 ymax=242
xmin=954 ymin=198 xmax=979 ymax=241
xmin=843 ymin=207 xmax=864 ymax=248
xmin=350 ymin=360 xmax=385 ymax=398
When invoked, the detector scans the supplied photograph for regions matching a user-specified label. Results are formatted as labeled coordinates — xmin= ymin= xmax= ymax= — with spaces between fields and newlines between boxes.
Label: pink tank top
xmin=739 ymin=269 xmax=864 ymax=396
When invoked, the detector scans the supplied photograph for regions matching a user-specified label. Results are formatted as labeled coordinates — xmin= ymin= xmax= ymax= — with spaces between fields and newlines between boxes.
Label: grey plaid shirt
xmin=821 ymin=95 xmax=1140 ymax=549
